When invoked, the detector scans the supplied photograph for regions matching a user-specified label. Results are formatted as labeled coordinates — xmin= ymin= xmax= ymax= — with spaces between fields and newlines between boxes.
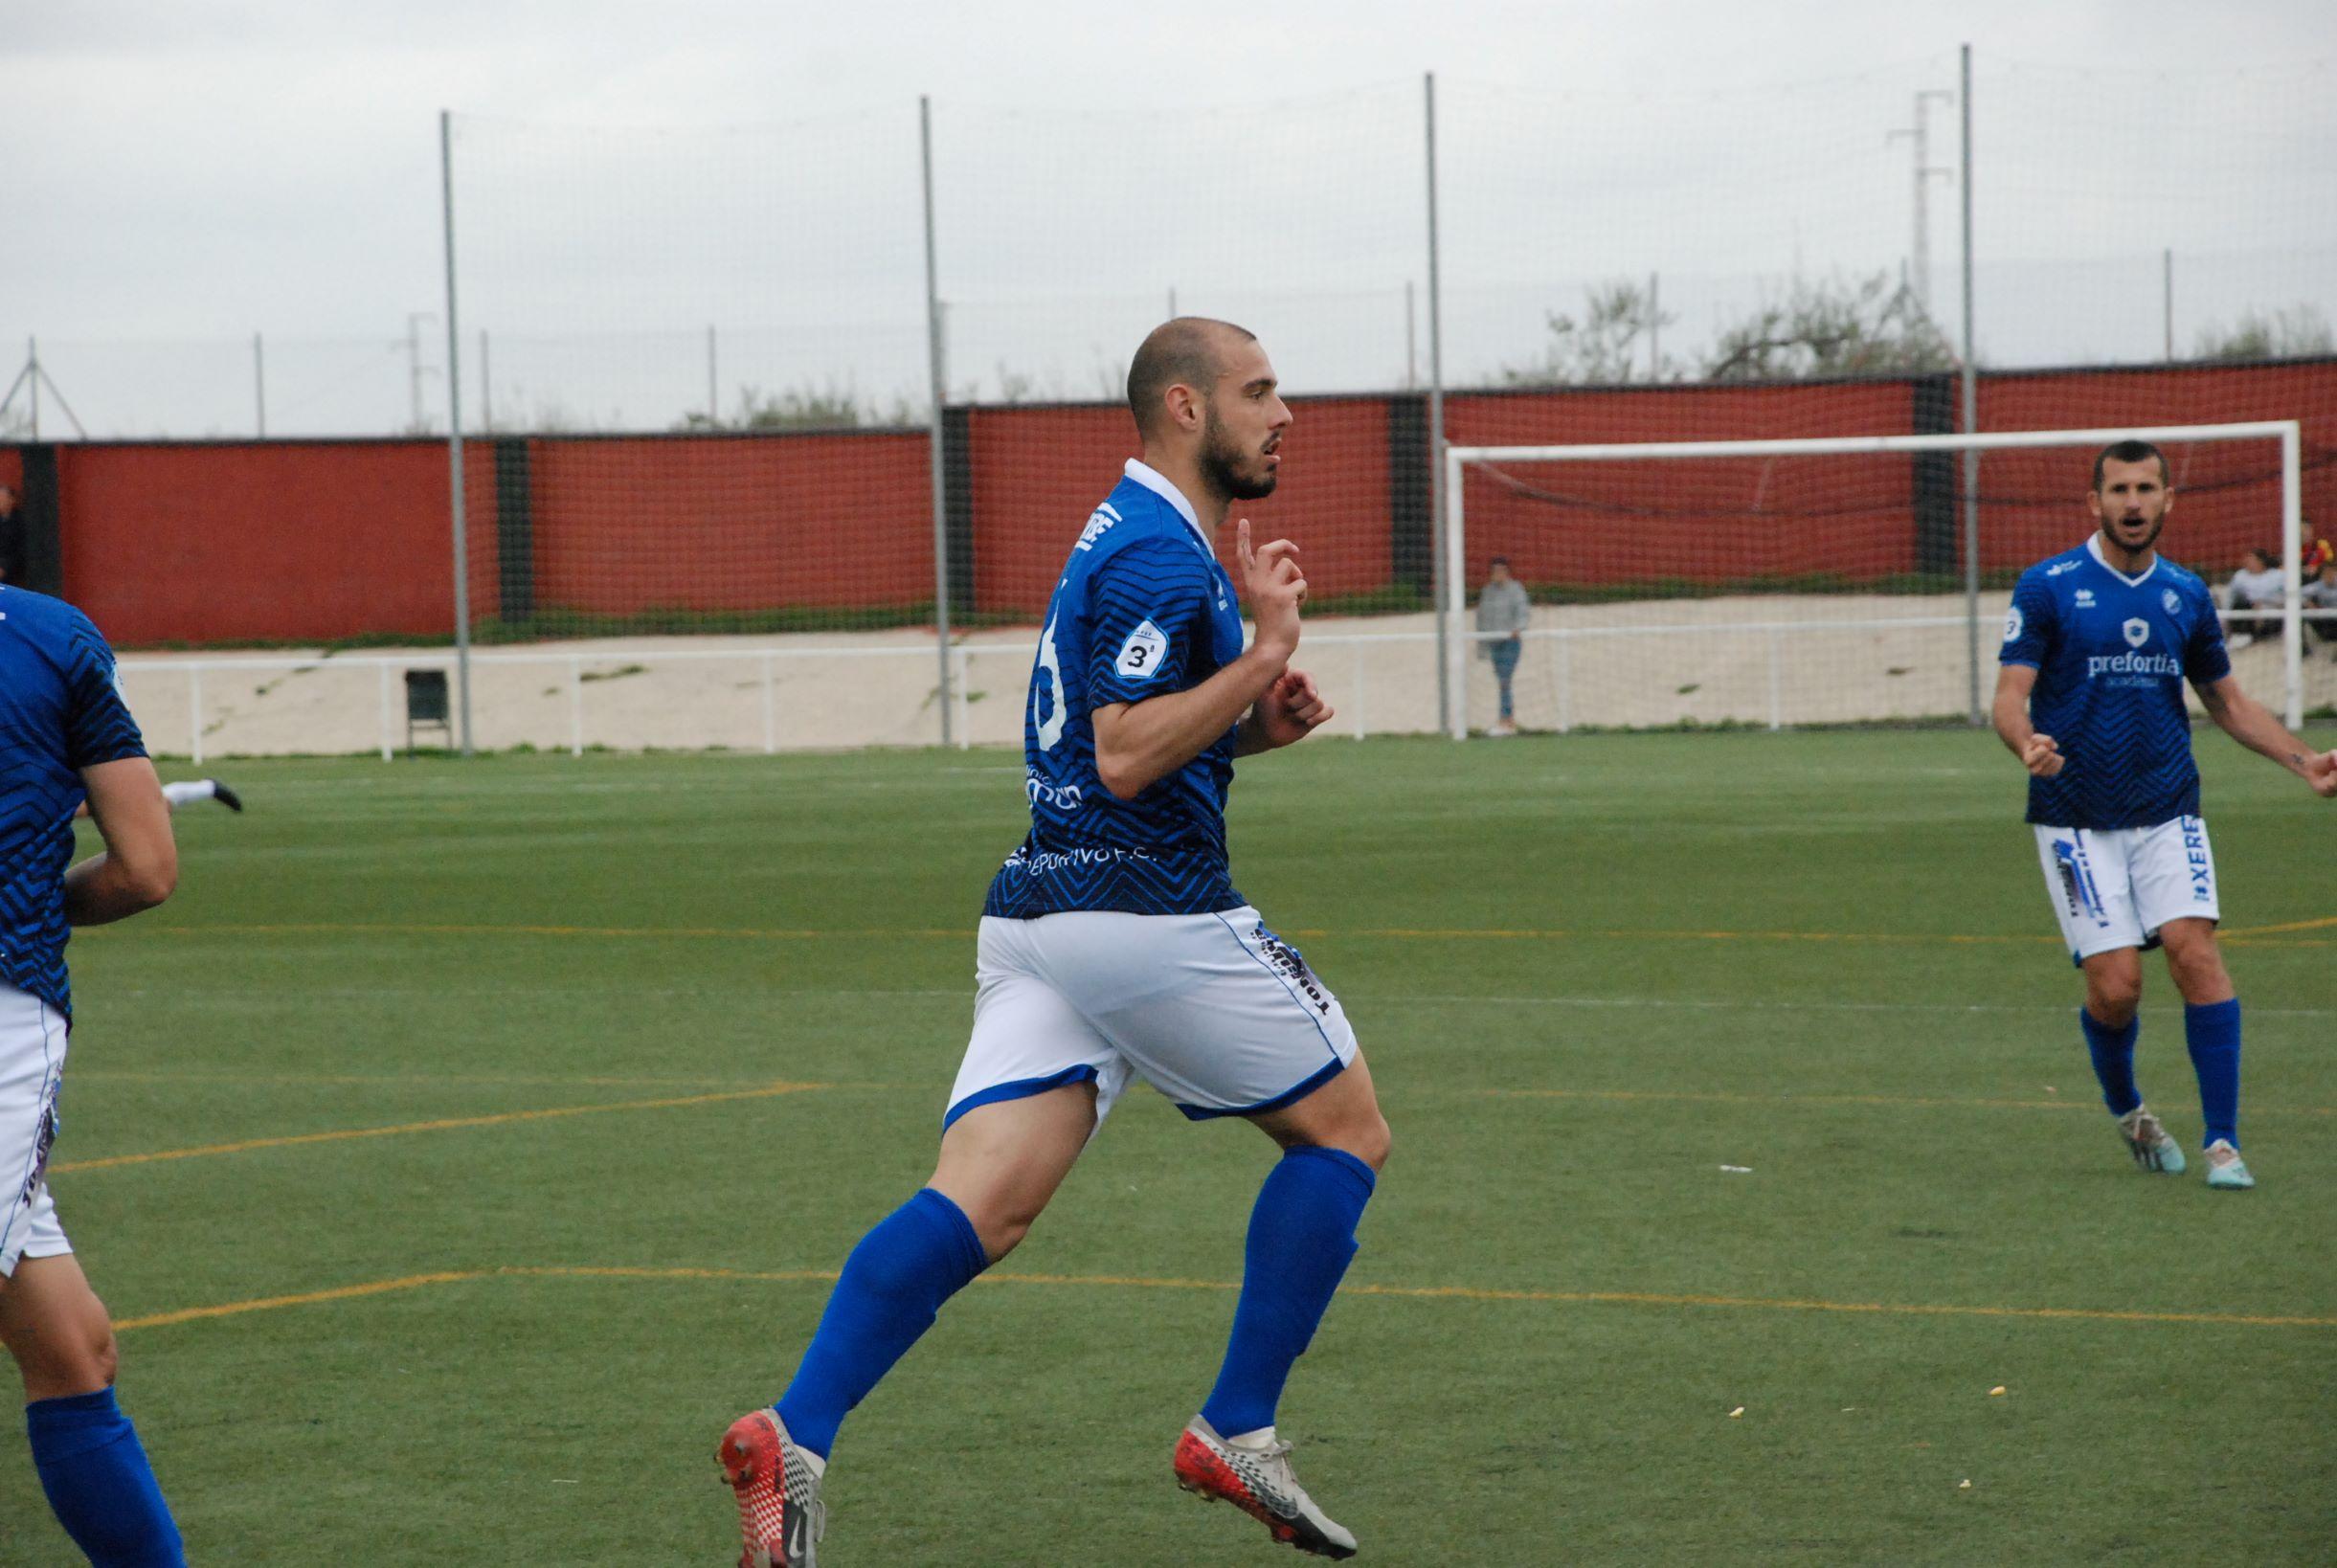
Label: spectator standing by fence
xmin=1476 ymin=556 xmax=1531 ymax=736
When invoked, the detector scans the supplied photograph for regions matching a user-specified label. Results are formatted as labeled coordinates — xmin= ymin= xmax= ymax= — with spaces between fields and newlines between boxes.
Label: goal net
xmin=1443 ymin=420 xmax=2312 ymax=739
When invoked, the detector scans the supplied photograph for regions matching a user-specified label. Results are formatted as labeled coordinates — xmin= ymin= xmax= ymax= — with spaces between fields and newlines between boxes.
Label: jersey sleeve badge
xmin=1114 ymin=619 xmax=1171 ymax=680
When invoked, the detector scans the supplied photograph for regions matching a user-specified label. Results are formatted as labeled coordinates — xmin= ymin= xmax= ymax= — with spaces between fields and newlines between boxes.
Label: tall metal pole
xmin=440 ymin=109 xmax=475 ymax=756
xmin=1958 ymin=45 xmax=1980 ymax=728
xmin=1426 ymin=72 xmax=1453 ymax=739
xmin=253 ymin=332 xmax=265 ymax=437
xmin=480 ymin=328 xmax=492 ymax=431
xmin=920 ymin=96 xmax=954 ymax=747
xmin=27 ymin=338 xmax=38 ymax=440
xmin=407 ymin=313 xmax=429 ymax=431
xmin=707 ymin=324 xmax=718 ymax=425
xmin=2162 ymin=248 xmax=2173 ymax=361
xmin=1648 ymin=272 xmax=1660 ymax=379
xmin=1888 ymin=90 xmax=1955 ymax=314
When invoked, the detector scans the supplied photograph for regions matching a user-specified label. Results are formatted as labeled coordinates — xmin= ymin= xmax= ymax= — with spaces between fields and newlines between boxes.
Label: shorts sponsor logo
xmin=2001 ymin=605 xmax=2025 ymax=643
xmin=2183 ymin=818 xmax=2212 ymax=900
xmin=1254 ymin=924 xmax=1332 ymax=1016
xmin=1115 ymin=619 xmax=1169 ymax=680
xmin=15 ymin=1086 xmax=58 ymax=1208
xmin=2123 ymin=617 xmax=2150 ymax=649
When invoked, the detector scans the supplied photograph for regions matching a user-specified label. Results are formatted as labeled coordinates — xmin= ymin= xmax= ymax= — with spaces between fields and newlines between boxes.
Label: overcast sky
xmin=5 ymin=1 xmax=2333 ymax=436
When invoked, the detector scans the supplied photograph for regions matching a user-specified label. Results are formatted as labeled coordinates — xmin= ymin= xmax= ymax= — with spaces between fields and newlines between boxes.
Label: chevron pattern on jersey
xmin=988 ymin=470 xmax=1249 ymax=920
xmin=2004 ymin=546 xmax=2226 ymax=831
xmin=0 ymin=590 xmax=147 ymax=1020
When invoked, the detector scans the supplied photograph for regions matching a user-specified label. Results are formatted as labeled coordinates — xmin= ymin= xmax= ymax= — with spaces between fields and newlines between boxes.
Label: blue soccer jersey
xmin=984 ymin=460 xmax=1248 ymax=918
xmin=0 ymin=588 xmax=148 ymax=1021
xmin=1999 ymin=534 xmax=2231 ymax=830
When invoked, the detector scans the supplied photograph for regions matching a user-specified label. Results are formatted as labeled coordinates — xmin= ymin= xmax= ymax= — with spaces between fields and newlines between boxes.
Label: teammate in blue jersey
xmin=722 ymin=320 xmax=1385 ymax=1565
xmin=1992 ymin=439 xmax=2336 ymax=1192
xmin=0 ymin=585 xmax=187 ymax=1564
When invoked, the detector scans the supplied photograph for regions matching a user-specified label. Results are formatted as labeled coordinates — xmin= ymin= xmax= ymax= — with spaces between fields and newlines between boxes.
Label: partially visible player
xmin=719 ymin=319 xmax=1385 ymax=1565
xmin=76 ymin=777 xmax=241 ymax=821
xmin=1993 ymin=439 xmax=2337 ymax=1191
xmin=0 ymin=584 xmax=187 ymax=1563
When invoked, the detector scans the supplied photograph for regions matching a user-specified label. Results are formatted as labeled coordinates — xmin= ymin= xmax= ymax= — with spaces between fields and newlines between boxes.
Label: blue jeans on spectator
xmin=1489 ymin=638 xmax=1521 ymax=722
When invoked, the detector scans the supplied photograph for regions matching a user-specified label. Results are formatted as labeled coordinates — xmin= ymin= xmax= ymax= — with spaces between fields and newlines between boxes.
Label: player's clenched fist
xmin=2304 ymin=749 xmax=2337 ymax=798
xmin=1253 ymin=669 xmax=1334 ymax=750
xmin=2022 ymin=732 xmax=2065 ymax=777
xmin=1237 ymin=517 xmax=1307 ymax=663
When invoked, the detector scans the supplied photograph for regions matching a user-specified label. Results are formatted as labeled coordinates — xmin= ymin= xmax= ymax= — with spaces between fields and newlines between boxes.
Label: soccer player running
xmin=0 ymin=586 xmax=187 ymax=1563
xmin=721 ymin=319 xmax=1387 ymax=1565
xmin=1992 ymin=439 xmax=2336 ymax=1191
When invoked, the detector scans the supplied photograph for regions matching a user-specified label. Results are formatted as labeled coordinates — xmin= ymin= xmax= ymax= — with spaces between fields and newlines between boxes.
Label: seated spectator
xmin=2303 ymin=558 xmax=2337 ymax=654
xmin=2224 ymin=548 xmax=2283 ymax=648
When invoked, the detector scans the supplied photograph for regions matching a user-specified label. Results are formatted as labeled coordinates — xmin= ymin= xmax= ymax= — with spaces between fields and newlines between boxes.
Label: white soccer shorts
xmin=0 ymin=983 xmax=74 ymax=1277
xmin=947 ymin=906 xmax=1360 ymax=1131
xmin=2033 ymin=816 xmax=2220 ymax=965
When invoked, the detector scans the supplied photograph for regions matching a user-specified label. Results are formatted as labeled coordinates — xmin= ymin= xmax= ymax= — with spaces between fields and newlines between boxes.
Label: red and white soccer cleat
xmin=1175 ymin=1415 xmax=1359 ymax=1559
xmin=718 ymin=1409 xmax=824 ymax=1568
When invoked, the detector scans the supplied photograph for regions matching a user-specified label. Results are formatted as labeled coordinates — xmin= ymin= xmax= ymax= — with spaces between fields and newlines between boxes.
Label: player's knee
xmin=1329 ymin=1109 xmax=1391 ymax=1174
xmin=2085 ymin=987 xmax=2139 ymax=1027
xmin=2166 ymin=940 xmax=2230 ymax=1001
xmin=85 ymin=1326 xmax=119 ymax=1390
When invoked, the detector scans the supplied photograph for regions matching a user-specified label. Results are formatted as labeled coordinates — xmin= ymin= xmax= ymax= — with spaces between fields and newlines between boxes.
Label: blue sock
xmin=26 ymin=1387 xmax=185 ymax=1567
xmin=2184 ymin=997 xmax=2242 ymax=1149
xmin=2079 ymin=1008 xmax=2142 ymax=1117
xmin=775 ymin=1187 xmax=987 ymax=1460
xmin=1200 ymin=1146 xmax=1377 ymax=1440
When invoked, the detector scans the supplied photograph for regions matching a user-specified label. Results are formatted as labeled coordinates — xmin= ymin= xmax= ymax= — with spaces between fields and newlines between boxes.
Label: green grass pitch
xmin=3 ymin=728 xmax=2332 ymax=1564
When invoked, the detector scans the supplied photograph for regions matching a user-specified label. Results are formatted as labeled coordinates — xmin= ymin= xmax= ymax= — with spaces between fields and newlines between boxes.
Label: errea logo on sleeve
xmin=1115 ymin=619 xmax=1169 ymax=679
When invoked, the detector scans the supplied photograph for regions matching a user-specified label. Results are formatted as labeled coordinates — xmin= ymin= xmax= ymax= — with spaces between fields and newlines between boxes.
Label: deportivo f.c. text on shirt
xmin=985 ymin=460 xmax=1249 ymax=919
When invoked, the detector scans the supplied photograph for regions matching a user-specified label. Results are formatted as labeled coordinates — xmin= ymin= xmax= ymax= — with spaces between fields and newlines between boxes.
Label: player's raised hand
xmin=2022 ymin=732 xmax=2066 ymax=778
xmin=1237 ymin=517 xmax=1307 ymax=664
xmin=1253 ymin=668 xmax=1334 ymax=750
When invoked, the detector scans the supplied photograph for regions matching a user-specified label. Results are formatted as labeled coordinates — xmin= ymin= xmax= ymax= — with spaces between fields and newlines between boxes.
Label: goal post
xmin=1442 ymin=419 xmax=2306 ymax=740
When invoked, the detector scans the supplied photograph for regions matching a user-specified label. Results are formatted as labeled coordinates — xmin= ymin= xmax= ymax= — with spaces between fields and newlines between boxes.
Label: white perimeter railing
xmin=127 ymin=605 xmax=2332 ymax=762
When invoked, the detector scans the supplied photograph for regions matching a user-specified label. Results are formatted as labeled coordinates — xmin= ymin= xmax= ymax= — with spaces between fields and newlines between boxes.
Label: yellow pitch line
xmin=2222 ymin=914 xmax=2337 ymax=937
xmin=1480 ymin=1086 xmax=2335 ymax=1118
xmin=113 ymin=1264 xmax=2337 ymax=1335
xmin=114 ymin=1271 xmax=485 ymax=1332
xmin=48 ymin=1083 xmax=828 ymax=1173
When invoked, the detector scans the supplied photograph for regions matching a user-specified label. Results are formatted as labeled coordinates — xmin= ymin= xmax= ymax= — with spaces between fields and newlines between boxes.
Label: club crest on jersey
xmin=2123 ymin=617 xmax=2150 ymax=648
xmin=2162 ymin=588 xmax=2181 ymax=615
xmin=1115 ymin=619 xmax=1170 ymax=679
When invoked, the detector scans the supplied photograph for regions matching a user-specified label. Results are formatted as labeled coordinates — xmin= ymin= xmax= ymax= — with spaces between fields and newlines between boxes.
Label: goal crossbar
xmin=1441 ymin=420 xmax=2306 ymax=737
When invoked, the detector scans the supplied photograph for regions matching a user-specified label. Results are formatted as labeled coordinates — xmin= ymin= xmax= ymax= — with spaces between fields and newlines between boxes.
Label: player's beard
xmin=1200 ymin=402 xmax=1278 ymax=502
xmin=2101 ymin=511 xmax=2166 ymax=556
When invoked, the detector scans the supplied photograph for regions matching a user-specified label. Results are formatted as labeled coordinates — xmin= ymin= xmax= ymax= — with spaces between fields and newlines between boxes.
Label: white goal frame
xmin=1441 ymin=420 xmax=2306 ymax=740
